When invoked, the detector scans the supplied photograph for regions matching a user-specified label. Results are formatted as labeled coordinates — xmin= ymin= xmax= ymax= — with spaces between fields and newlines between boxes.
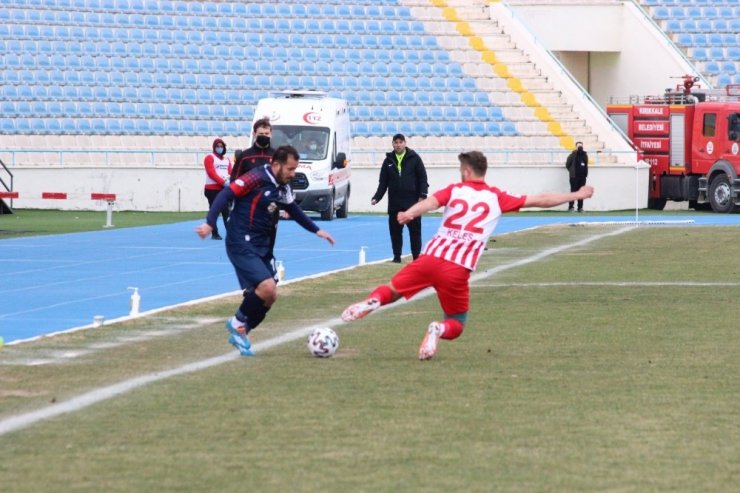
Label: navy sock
xmin=238 ymin=291 xmax=270 ymax=332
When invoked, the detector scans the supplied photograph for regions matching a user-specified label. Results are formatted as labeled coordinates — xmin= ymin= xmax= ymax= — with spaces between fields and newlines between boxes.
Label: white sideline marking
xmin=1 ymin=318 xmax=223 ymax=366
xmin=0 ymin=226 xmax=633 ymax=437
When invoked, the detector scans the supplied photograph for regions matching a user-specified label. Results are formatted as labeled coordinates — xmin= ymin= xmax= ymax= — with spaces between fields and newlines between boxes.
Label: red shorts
xmin=390 ymin=255 xmax=470 ymax=316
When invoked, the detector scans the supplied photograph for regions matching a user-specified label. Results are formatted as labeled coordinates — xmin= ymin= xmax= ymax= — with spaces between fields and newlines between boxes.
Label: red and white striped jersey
xmin=423 ymin=180 xmax=526 ymax=270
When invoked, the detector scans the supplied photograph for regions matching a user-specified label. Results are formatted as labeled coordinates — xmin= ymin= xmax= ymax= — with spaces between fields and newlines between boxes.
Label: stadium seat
xmin=502 ymin=122 xmax=517 ymax=136
xmin=692 ymin=48 xmax=708 ymax=61
xmin=709 ymin=47 xmax=725 ymax=60
xmin=485 ymin=122 xmax=502 ymax=136
xmin=370 ymin=106 xmax=385 ymax=120
xmin=704 ymin=62 xmax=720 ymax=74
xmin=427 ymin=122 xmax=442 ymax=136
xmin=353 ymin=122 xmax=370 ymax=137
xmin=429 ymin=106 xmax=444 ymax=120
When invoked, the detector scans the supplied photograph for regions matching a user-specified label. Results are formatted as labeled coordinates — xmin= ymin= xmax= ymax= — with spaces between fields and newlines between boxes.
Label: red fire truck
xmin=607 ymin=77 xmax=740 ymax=212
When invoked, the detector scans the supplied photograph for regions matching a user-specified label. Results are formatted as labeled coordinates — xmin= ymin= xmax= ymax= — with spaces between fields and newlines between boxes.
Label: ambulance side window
xmin=702 ymin=113 xmax=716 ymax=137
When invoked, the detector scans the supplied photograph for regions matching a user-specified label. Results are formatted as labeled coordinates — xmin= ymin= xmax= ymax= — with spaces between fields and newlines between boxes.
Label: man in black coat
xmin=372 ymin=134 xmax=429 ymax=263
xmin=231 ymin=117 xmax=278 ymax=249
xmin=231 ymin=117 xmax=275 ymax=180
xmin=565 ymin=141 xmax=589 ymax=212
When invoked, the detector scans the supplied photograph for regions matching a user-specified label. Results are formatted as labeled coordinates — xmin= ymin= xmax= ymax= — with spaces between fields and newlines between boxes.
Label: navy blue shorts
xmin=226 ymin=248 xmax=276 ymax=291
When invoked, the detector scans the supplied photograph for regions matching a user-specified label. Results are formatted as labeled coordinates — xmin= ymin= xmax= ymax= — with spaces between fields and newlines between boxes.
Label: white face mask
xmin=309 ymin=144 xmax=317 ymax=151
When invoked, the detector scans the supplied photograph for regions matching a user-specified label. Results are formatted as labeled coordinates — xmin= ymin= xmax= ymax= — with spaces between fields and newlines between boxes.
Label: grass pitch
xmin=0 ymin=225 xmax=738 ymax=492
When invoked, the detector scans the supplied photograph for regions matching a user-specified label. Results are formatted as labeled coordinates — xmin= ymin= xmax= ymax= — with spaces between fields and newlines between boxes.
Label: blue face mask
xmin=215 ymin=147 xmax=224 ymax=154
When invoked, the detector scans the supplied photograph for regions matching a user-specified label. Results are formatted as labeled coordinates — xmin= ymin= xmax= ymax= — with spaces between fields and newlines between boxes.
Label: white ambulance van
xmin=252 ymin=91 xmax=351 ymax=220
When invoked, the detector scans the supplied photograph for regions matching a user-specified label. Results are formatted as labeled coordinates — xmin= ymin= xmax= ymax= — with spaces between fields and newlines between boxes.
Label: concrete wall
xmin=491 ymin=3 xmax=636 ymax=156
xmin=555 ymin=51 xmax=590 ymax=91
xmin=508 ymin=2 xmax=705 ymax=107
xmin=8 ymin=164 xmax=648 ymax=213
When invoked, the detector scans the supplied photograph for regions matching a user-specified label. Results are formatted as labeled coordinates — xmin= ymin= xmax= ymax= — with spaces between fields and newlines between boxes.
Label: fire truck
xmin=607 ymin=77 xmax=740 ymax=213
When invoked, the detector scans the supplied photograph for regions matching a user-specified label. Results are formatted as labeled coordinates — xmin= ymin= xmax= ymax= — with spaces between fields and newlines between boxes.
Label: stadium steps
xmin=407 ymin=0 xmax=603 ymax=153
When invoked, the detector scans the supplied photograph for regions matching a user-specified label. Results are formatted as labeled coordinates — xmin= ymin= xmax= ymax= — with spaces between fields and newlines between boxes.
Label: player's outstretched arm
xmin=284 ymin=202 xmax=335 ymax=246
xmin=523 ymin=185 xmax=594 ymax=209
xmin=397 ymin=196 xmax=441 ymax=225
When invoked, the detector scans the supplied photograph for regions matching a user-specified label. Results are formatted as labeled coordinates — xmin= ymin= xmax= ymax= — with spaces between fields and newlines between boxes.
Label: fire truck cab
xmin=607 ymin=80 xmax=740 ymax=213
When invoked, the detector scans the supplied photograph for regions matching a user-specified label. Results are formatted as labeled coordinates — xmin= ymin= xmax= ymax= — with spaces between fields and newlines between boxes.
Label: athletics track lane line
xmin=0 ymin=225 xmax=635 ymax=437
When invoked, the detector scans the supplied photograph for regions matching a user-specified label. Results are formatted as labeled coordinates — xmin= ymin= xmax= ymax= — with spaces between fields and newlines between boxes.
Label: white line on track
xmin=0 ymin=226 xmax=634 ymax=437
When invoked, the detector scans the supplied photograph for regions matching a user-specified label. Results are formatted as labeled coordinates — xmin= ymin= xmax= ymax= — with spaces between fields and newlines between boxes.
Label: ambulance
xmin=252 ymin=91 xmax=351 ymax=220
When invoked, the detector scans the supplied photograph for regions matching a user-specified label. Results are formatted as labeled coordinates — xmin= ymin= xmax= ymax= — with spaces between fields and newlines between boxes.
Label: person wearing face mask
xmin=565 ymin=141 xmax=589 ymax=212
xmin=231 ymin=118 xmax=275 ymax=181
xmin=203 ymin=137 xmax=232 ymax=240
xmin=230 ymin=118 xmax=281 ymax=249
xmin=303 ymin=138 xmax=323 ymax=160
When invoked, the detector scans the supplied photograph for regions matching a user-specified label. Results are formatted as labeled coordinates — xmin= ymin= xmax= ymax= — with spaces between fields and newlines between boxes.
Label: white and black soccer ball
xmin=307 ymin=327 xmax=339 ymax=358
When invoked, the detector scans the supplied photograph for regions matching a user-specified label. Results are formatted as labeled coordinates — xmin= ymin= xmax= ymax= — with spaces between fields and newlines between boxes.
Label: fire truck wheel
xmin=708 ymin=174 xmax=734 ymax=214
xmin=647 ymin=198 xmax=667 ymax=210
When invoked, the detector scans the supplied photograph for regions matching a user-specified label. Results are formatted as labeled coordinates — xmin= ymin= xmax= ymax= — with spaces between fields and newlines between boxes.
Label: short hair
xmin=272 ymin=145 xmax=300 ymax=164
xmin=575 ymin=141 xmax=583 ymax=146
xmin=392 ymin=133 xmax=405 ymax=142
xmin=458 ymin=151 xmax=488 ymax=177
xmin=253 ymin=117 xmax=272 ymax=133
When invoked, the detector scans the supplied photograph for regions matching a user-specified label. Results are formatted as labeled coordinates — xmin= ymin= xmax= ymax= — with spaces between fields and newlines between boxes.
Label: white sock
xmin=430 ymin=322 xmax=445 ymax=336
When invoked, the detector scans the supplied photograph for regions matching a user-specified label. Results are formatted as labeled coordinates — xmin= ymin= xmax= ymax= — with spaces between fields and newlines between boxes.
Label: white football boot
xmin=418 ymin=321 xmax=444 ymax=361
xmin=341 ymin=298 xmax=380 ymax=322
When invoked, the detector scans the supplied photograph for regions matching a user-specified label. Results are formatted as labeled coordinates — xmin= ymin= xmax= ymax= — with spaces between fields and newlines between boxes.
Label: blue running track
xmin=2 ymin=214 xmax=738 ymax=344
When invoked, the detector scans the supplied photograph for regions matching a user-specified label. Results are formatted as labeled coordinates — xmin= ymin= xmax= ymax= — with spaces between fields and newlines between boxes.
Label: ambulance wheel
xmin=321 ymin=193 xmax=335 ymax=221
xmin=708 ymin=174 xmax=734 ymax=213
xmin=336 ymin=189 xmax=349 ymax=219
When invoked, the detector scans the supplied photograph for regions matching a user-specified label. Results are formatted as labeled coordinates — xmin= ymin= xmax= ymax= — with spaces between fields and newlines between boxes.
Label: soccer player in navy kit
xmin=196 ymin=146 xmax=335 ymax=356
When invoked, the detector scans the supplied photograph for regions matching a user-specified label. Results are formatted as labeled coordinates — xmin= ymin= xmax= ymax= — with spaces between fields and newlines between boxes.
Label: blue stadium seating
xmin=0 ymin=0 xmax=517 ymax=138
xmin=656 ymin=0 xmax=739 ymax=88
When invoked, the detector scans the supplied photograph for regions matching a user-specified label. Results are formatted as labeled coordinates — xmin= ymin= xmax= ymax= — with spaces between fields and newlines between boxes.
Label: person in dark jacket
xmin=231 ymin=117 xmax=275 ymax=180
xmin=565 ymin=141 xmax=589 ymax=212
xmin=232 ymin=117 xmax=279 ymax=249
xmin=372 ymin=134 xmax=429 ymax=262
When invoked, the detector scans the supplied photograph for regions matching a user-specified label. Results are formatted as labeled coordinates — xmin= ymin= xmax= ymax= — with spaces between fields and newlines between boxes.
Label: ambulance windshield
xmin=271 ymin=125 xmax=331 ymax=161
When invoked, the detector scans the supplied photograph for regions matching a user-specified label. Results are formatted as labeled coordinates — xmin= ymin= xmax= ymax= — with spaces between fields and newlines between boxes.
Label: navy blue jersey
xmin=206 ymin=164 xmax=319 ymax=258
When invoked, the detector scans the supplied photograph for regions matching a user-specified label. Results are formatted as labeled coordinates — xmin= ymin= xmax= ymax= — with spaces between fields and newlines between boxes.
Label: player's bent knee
xmin=255 ymin=279 xmax=278 ymax=306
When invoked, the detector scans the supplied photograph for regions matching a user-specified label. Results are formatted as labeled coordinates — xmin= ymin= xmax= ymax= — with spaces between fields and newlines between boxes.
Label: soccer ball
xmin=307 ymin=327 xmax=339 ymax=358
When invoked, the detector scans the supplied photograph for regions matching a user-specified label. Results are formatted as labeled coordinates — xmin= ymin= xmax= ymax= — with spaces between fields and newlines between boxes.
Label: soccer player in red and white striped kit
xmin=342 ymin=151 xmax=594 ymax=360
